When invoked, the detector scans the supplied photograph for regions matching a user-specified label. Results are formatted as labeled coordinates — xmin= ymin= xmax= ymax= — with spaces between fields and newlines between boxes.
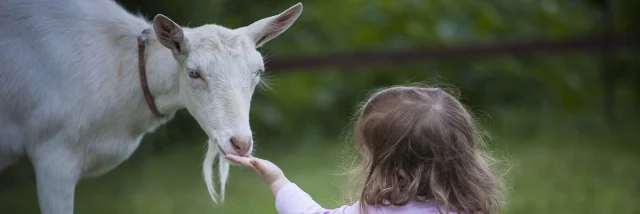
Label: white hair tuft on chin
xmin=203 ymin=139 xmax=230 ymax=204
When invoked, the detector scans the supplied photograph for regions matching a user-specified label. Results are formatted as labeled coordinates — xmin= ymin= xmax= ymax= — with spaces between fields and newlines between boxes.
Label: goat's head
xmin=151 ymin=3 xmax=302 ymax=156
xmin=149 ymin=3 xmax=303 ymax=203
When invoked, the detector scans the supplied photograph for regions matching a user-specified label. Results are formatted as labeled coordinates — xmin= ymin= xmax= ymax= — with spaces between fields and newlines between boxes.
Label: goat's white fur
xmin=0 ymin=0 xmax=302 ymax=213
xmin=203 ymin=139 xmax=231 ymax=204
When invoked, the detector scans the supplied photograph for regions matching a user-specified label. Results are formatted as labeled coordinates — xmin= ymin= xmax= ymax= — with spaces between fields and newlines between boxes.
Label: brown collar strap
xmin=138 ymin=31 xmax=165 ymax=118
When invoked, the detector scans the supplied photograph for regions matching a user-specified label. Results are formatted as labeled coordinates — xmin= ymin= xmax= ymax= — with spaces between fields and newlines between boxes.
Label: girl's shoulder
xmin=275 ymin=182 xmax=457 ymax=214
xmin=363 ymin=200 xmax=456 ymax=214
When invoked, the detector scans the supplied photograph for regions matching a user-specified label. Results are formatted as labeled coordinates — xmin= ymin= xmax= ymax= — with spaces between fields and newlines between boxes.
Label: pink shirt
xmin=275 ymin=182 xmax=454 ymax=214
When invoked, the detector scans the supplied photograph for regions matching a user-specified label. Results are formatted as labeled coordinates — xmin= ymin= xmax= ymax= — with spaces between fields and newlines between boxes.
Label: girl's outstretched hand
xmin=225 ymin=154 xmax=291 ymax=197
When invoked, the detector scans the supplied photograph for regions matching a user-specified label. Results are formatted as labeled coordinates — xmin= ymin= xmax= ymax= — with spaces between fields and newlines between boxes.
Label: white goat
xmin=0 ymin=0 xmax=303 ymax=213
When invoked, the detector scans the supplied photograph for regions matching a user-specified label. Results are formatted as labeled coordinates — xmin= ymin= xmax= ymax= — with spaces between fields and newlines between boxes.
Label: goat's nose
xmin=230 ymin=136 xmax=252 ymax=156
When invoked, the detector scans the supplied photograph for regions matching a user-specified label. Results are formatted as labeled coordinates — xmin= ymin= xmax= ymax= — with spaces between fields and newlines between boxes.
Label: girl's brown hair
xmin=346 ymin=86 xmax=504 ymax=214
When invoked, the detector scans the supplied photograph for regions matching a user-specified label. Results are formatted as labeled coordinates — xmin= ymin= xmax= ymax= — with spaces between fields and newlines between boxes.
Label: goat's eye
xmin=188 ymin=70 xmax=201 ymax=79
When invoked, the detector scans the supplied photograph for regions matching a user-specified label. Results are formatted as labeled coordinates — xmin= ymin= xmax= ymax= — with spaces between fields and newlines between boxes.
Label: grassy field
xmin=1 ymin=112 xmax=639 ymax=214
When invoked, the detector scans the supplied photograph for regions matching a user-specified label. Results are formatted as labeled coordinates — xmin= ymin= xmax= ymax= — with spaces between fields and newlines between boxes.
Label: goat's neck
xmin=103 ymin=23 xmax=184 ymax=135
xmin=142 ymin=42 xmax=184 ymax=116
xmin=117 ymin=32 xmax=184 ymax=126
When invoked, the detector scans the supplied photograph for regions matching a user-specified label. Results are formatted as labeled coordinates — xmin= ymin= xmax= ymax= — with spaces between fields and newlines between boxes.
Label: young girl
xmin=226 ymin=86 xmax=504 ymax=214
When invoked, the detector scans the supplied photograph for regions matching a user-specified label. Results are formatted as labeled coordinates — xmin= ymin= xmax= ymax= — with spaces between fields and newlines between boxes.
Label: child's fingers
xmin=249 ymin=159 xmax=261 ymax=171
xmin=226 ymin=155 xmax=266 ymax=177
xmin=224 ymin=154 xmax=252 ymax=167
xmin=243 ymin=163 xmax=262 ymax=176
xmin=249 ymin=158 xmax=269 ymax=174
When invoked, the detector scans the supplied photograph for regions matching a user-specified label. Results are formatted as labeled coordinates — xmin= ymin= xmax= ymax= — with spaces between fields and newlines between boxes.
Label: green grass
xmin=505 ymin=144 xmax=640 ymax=213
xmin=1 ymin=113 xmax=639 ymax=214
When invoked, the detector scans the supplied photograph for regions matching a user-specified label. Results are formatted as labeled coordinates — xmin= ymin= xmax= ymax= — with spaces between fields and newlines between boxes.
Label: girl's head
xmin=350 ymin=86 xmax=502 ymax=214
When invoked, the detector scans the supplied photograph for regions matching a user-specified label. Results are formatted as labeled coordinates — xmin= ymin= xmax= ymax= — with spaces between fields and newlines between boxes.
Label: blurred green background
xmin=1 ymin=0 xmax=639 ymax=213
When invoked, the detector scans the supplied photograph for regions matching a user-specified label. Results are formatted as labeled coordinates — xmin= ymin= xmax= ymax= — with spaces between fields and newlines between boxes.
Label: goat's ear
xmin=152 ymin=14 xmax=187 ymax=54
xmin=238 ymin=3 xmax=303 ymax=48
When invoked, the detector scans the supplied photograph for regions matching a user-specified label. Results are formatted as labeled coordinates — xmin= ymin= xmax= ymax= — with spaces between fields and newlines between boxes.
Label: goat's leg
xmin=32 ymin=149 xmax=81 ymax=214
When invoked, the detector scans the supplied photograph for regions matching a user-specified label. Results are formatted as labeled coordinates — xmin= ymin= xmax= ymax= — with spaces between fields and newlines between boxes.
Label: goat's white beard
xmin=203 ymin=139 xmax=230 ymax=204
